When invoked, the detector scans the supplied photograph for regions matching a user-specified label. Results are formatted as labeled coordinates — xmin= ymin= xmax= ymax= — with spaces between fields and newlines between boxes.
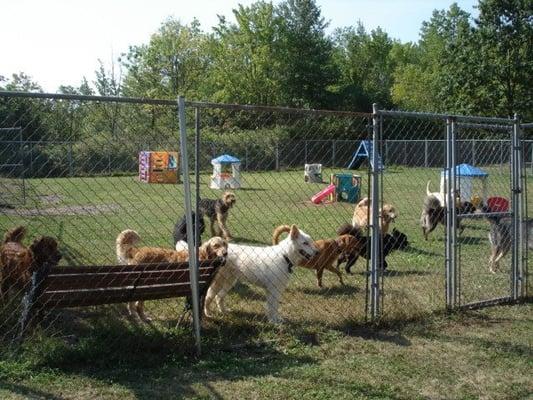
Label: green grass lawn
xmin=0 ymin=166 xmax=531 ymax=399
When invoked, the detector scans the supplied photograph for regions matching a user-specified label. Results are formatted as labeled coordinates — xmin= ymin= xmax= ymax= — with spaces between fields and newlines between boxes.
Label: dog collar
xmin=283 ymin=254 xmax=294 ymax=273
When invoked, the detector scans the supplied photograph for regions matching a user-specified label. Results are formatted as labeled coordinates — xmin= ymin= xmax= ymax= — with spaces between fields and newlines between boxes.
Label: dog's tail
xmin=426 ymin=180 xmax=432 ymax=196
xmin=3 ymin=226 xmax=26 ymax=244
xmin=116 ymin=229 xmax=141 ymax=265
xmin=272 ymin=225 xmax=292 ymax=245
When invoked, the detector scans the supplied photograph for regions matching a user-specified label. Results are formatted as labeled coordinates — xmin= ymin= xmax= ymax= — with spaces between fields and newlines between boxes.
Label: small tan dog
xmin=352 ymin=197 xmax=397 ymax=234
xmin=116 ymin=229 xmax=228 ymax=322
xmin=272 ymin=225 xmax=363 ymax=287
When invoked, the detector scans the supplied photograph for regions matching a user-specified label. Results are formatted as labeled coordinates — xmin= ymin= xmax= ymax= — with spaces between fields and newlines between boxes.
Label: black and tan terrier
xmin=198 ymin=192 xmax=236 ymax=240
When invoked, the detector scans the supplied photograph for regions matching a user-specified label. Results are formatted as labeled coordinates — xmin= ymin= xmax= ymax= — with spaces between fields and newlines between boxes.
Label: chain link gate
xmin=370 ymin=108 xmax=529 ymax=320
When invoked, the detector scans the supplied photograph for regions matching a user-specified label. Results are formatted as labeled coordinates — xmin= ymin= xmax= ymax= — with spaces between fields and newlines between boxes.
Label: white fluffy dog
xmin=204 ymin=224 xmax=318 ymax=323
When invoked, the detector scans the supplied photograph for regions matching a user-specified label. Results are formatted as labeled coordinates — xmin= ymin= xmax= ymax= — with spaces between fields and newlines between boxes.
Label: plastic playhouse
xmin=441 ymin=163 xmax=488 ymax=205
xmin=139 ymin=151 xmax=179 ymax=184
xmin=304 ymin=163 xmax=323 ymax=183
xmin=210 ymin=154 xmax=241 ymax=189
xmin=329 ymin=173 xmax=361 ymax=203
xmin=311 ymin=173 xmax=361 ymax=205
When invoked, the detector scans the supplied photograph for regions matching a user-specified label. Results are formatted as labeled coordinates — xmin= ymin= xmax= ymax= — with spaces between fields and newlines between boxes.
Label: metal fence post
xmin=511 ymin=114 xmax=523 ymax=300
xmin=370 ymin=104 xmax=381 ymax=321
xmin=471 ymin=138 xmax=475 ymax=165
xmin=275 ymin=142 xmax=280 ymax=171
xmin=178 ymin=96 xmax=201 ymax=356
xmin=530 ymin=140 xmax=532 ymax=176
xmin=445 ymin=116 xmax=458 ymax=309
xmin=332 ymin=140 xmax=336 ymax=168
xmin=451 ymin=118 xmax=458 ymax=307
xmin=68 ymin=142 xmax=73 ymax=177
xmin=424 ymin=139 xmax=428 ymax=168
xmin=500 ymin=140 xmax=504 ymax=172
xmin=304 ymin=140 xmax=308 ymax=164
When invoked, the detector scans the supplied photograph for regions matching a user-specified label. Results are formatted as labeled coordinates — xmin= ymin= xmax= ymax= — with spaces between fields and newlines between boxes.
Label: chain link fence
xmin=0 ymin=91 xmax=530 ymax=356
xmin=0 ymin=92 xmax=375 ymax=354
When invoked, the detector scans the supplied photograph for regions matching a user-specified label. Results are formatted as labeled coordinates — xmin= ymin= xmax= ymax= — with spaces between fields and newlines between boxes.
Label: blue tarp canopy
xmin=211 ymin=154 xmax=240 ymax=164
xmin=441 ymin=163 xmax=488 ymax=177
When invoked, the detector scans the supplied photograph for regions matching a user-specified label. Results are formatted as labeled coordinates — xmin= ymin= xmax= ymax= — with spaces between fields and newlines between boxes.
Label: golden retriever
xmin=352 ymin=197 xmax=397 ymax=234
xmin=115 ymin=229 xmax=228 ymax=322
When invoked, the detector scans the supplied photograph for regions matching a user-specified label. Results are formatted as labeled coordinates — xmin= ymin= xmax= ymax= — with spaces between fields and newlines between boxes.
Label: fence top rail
xmin=457 ymin=122 xmax=512 ymax=131
xmin=378 ymin=109 xmax=517 ymax=124
xmin=186 ymin=100 xmax=371 ymax=118
xmin=0 ymin=90 xmax=178 ymax=106
xmin=0 ymin=91 xmax=371 ymax=118
xmin=522 ymin=123 xmax=533 ymax=129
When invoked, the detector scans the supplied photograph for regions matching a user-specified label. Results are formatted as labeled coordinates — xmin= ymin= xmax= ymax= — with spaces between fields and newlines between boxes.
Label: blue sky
xmin=1 ymin=0 xmax=479 ymax=92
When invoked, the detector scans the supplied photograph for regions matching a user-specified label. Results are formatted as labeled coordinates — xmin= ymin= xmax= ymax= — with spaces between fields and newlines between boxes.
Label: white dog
xmin=426 ymin=180 xmax=446 ymax=206
xmin=426 ymin=180 xmax=461 ymax=208
xmin=204 ymin=224 xmax=318 ymax=323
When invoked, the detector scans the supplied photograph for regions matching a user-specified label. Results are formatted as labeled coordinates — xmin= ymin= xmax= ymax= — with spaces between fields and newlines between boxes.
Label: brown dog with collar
xmin=272 ymin=225 xmax=363 ymax=288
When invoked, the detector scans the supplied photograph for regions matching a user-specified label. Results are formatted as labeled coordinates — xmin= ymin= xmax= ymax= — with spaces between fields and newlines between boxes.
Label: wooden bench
xmin=16 ymin=257 xmax=225 ymax=340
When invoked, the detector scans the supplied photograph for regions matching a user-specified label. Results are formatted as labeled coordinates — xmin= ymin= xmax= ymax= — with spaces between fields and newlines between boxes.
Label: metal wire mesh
xmin=378 ymin=114 xmax=447 ymax=320
xmin=0 ymin=92 xmax=530 ymax=354
xmin=455 ymin=123 xmax=514 ymax=307
xmin=0 ymin=92 xmax=374 ymax=351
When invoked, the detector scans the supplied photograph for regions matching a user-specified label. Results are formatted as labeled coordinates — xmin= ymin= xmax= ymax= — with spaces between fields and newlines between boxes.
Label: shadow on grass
xmin=299 ymin=283 xmax=359 ymax=296
xmin=402 ymin=245 xmax=441 ymax=257
xmin=0 ymin=382 xmax=66 ymax=400
xmin=235 ymin=187 xmax=268 ymax=191
xmin=384 ymin=269 xmax=434 ymax=277
xmin=3 ymin=311 xmax=316 ymax=399
xmin=457 ymin=236 xmax=485 ymax=245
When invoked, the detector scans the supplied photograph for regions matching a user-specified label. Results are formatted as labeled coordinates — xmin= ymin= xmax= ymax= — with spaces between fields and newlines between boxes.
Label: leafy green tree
xmin=333 ymin=23 xmax=398 ymax=110
xmin=122 ymin=18 xmax=210 ymax=100
xmin=208 ymin=1 xmax=283 ymax=105
xmin=276 ymin=0 xmax=337 ymax=108
xmin=392 ymin=3 xmax=474 ymax=113
xmin=475 ymin=0 xmax=533 ymax=118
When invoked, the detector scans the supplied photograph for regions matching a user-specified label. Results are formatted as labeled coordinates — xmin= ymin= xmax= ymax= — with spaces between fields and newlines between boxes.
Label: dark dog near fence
xmin=481 ymin=206 xmax=533 ymax=273
xmin=336 ymin=224 xmax=409 ymax=273
xmin=198 ymin=192 xmax=236 ymax=241
xmin=420 ymin=195 xmax=477 ymax=240
xmin=0 ymin=226 xmax=62 ymax=301
xmin=173 ymin=211 xmax=206 ymax=250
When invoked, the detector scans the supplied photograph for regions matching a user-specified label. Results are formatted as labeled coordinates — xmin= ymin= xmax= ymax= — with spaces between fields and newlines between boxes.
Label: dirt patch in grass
xmin=0 ymin=204 xmax=120 ymax=216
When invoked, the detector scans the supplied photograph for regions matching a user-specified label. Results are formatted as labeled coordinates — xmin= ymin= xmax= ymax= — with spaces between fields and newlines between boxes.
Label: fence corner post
xmin=370 ymin=103 xmax=381 ymax=321
xmin=178 ymin=96 xmax=202 ymax=356
xmin=511 ymin=113 xmax=523 ymax=301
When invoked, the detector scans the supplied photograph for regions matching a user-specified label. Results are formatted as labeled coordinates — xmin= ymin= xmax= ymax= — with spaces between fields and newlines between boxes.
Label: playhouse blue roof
xmin=211 ymin=154 xmax=240 ymax=164
xmin=441 ymin=163 xmax=488 ymax=177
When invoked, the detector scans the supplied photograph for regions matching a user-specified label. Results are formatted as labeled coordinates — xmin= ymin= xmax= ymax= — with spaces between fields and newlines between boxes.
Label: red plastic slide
xmin=311 ymin=183 xmax=335 ymax=204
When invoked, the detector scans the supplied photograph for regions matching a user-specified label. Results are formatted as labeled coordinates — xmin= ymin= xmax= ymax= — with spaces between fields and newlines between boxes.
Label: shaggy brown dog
xmin=272 ymin=225 xmax=363 ymax=288
xmin=116 ymin=229 xmax=228 ymax=322
xmin=198 ymin=192 xmax=236 ymax=240
xmin=0 ymin=226 xmax=62 ymax=301
xmin=352 ymin=197 xmax=397 ymax=235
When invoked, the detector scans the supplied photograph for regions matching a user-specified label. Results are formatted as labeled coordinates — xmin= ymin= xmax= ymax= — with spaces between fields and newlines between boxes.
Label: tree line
xmin=1 ymin=0 xmax=531 ymax=120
